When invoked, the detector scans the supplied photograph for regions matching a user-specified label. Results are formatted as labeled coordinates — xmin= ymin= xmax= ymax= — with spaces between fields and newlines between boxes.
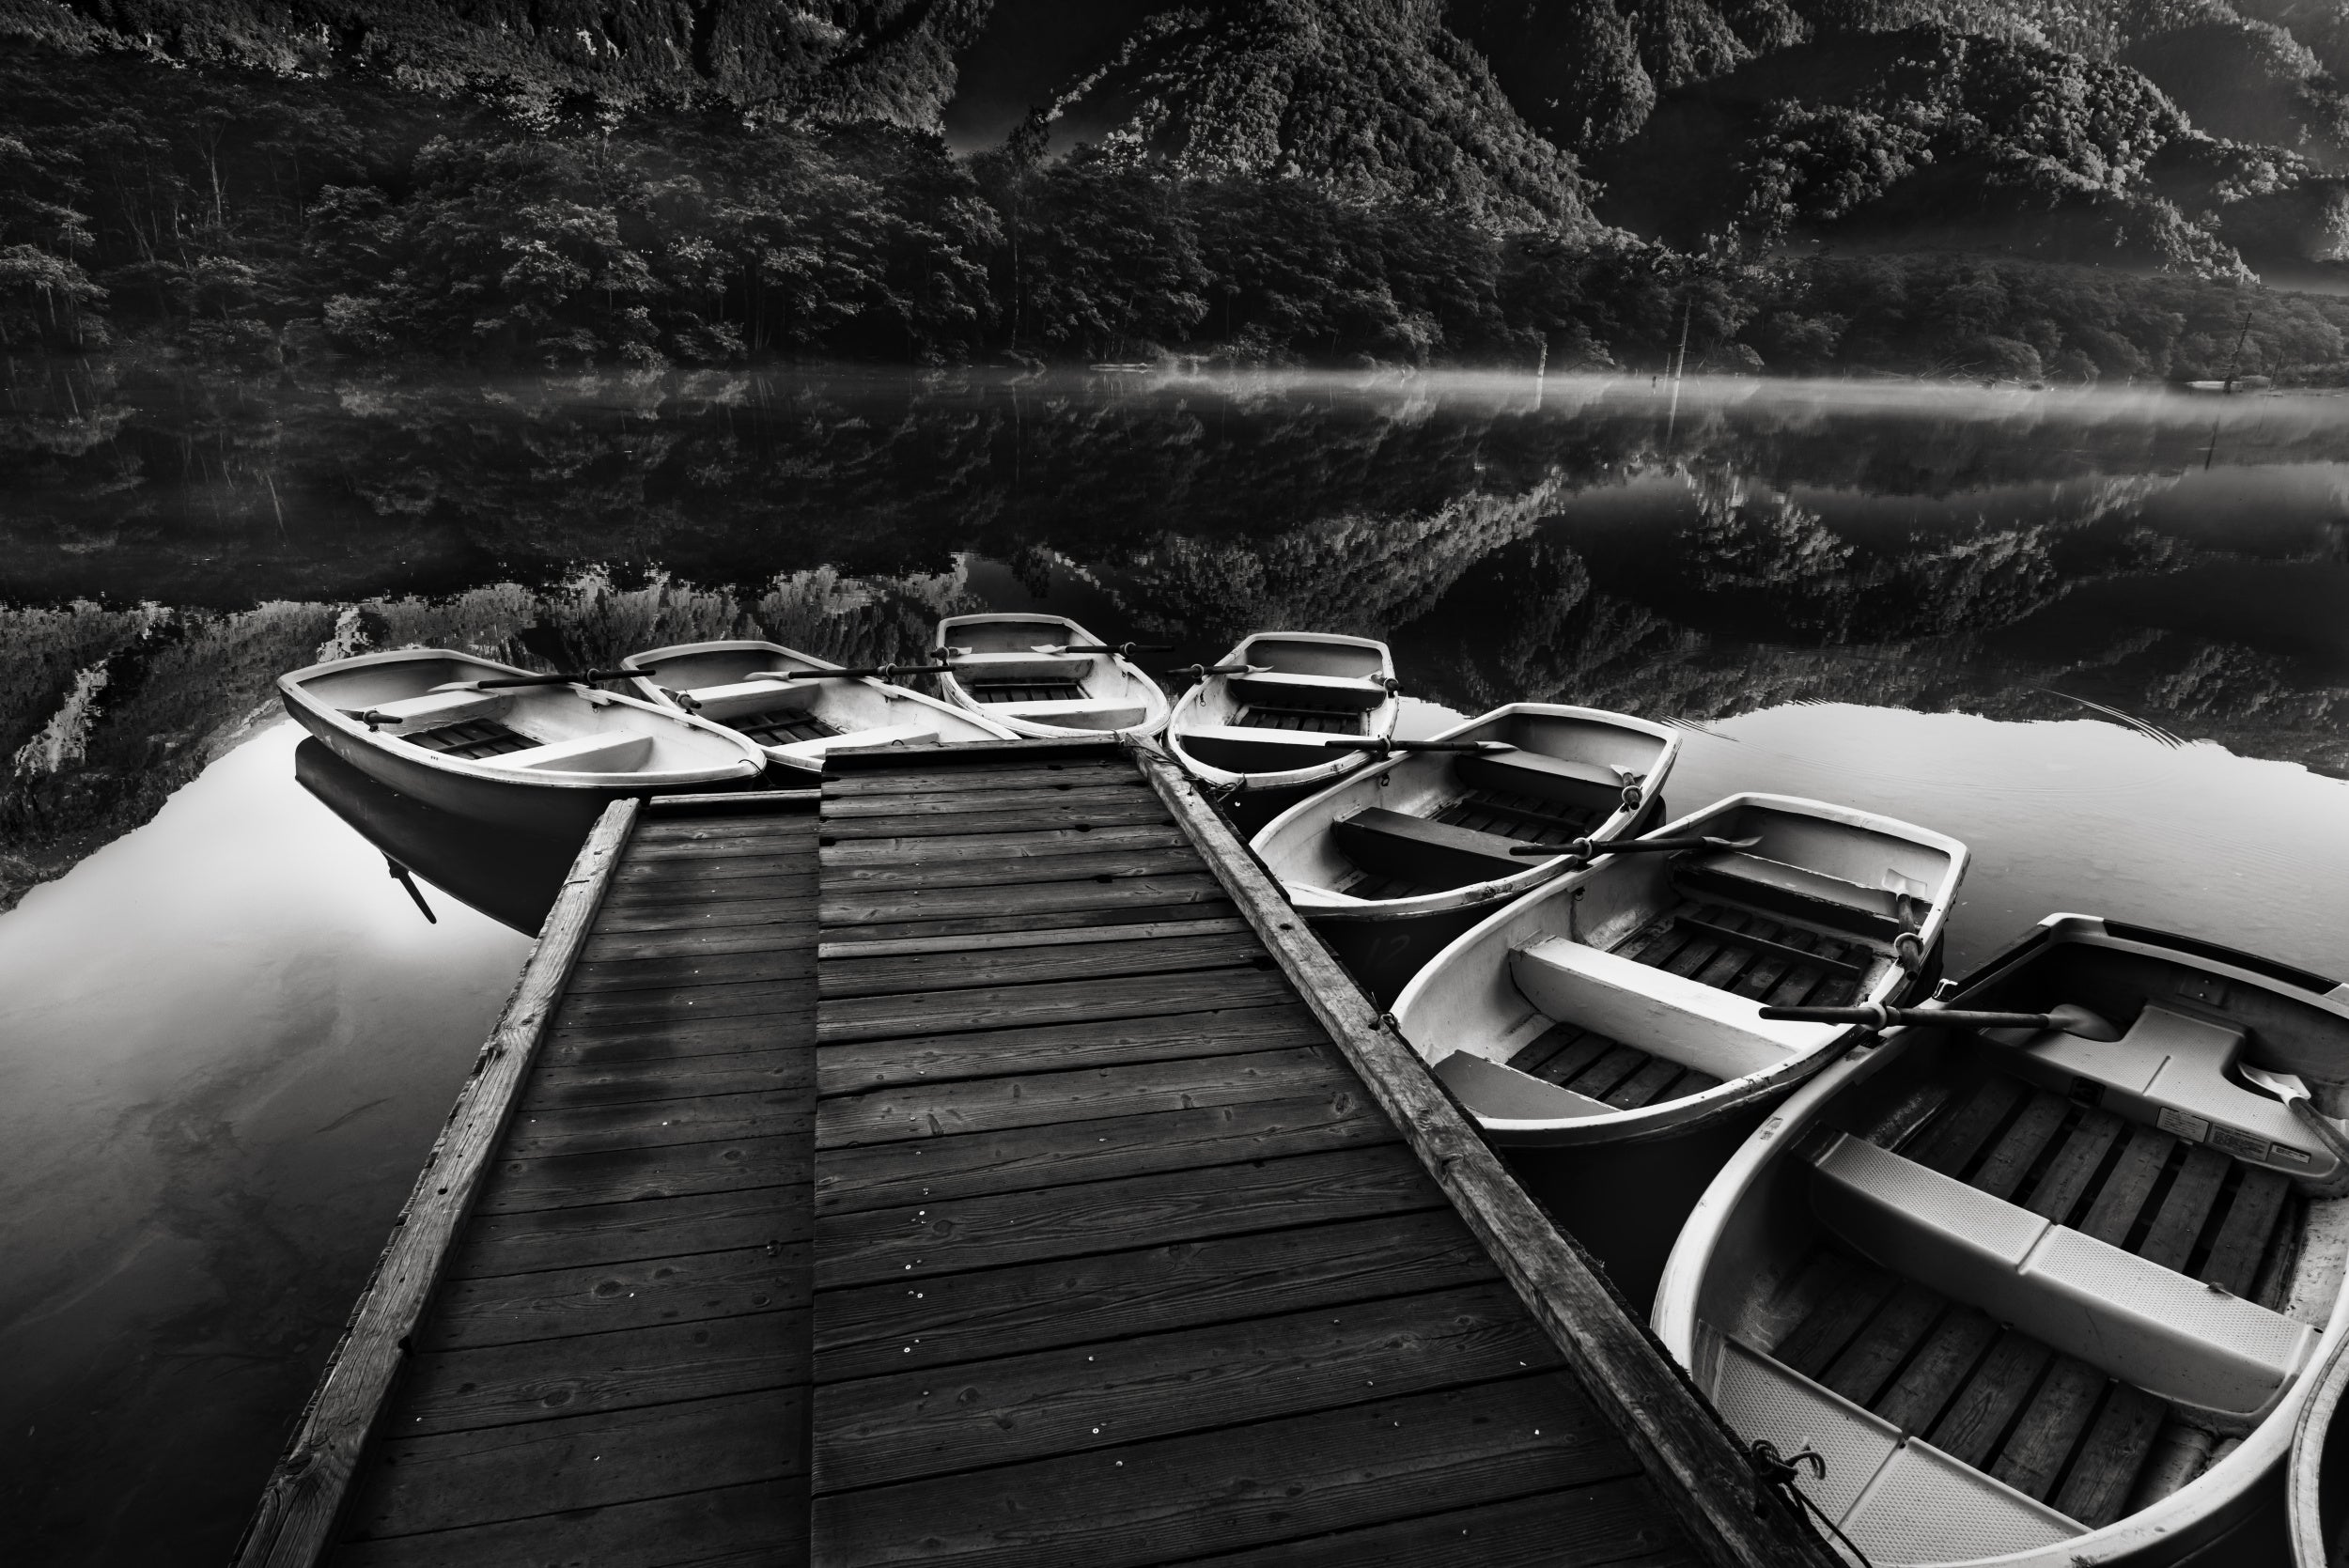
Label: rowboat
xmin=2291 ymin=1327 xmax=2349 ymax=1567
xmin=1654 ymin=913 xmax=2349 ymax=1567
xmin=1389 ymin=792 xmax=1967 ymax=1144
xmin=620 ymin=640 xmax=1016 ymax=776
xmin=278 ymin=648 xmax=767 ymax=834
xmin=1163 ymin=631 xmax=1398 ymax=831
xmin=1246 ymin=703 xmax=1681 ymax=1003
xmin=931 ymin=613 xmax=1171 ymax=739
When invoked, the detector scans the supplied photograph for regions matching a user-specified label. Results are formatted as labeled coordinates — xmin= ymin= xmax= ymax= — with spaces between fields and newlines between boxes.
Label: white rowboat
xmin=1164 ymin=631 xmax=1398 ymax=822
xmin=930 ymin=613 xmax=1170 ymax=739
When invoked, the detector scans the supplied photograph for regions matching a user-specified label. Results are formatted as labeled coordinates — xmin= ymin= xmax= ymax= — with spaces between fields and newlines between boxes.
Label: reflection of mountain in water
xmin=6 ymin=367 xmax=2347 ymax=909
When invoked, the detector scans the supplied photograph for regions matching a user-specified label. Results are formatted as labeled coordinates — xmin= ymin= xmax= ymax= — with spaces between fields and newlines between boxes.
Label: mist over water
xmin=3 ymin=364 xmax=2347 ymax=1564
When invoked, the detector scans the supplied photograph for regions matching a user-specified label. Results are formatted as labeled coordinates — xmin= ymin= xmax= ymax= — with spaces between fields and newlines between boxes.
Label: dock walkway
xmin=237 ymin=739 xmax=1837 ymax=1568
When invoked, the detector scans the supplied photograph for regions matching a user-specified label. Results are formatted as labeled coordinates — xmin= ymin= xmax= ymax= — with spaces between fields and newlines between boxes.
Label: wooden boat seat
xmin=767 ymin=722 xmax=940 ymax=761
xmin=1452 ymin=750 xmax=1634 ymax=815
xmin=982 ymin=697 xmax=1148 ymax=732
xmin=1330 ymin=807 xmax=1526 ymax=887
xmin=1988 ymin=1004 xmax=2336 ymax=1184
xmin=1180 ymin=722 xmax=1346 ymax=772
xmin=475 ymin=733 xmax=656 ymax=774
xmin=1708 ymin=1333 xmax=2084 ymax=1560
xmin=680 ymin=676 xmax=819 ymax=721
xmin=1506 ymin=936 xmax=1819 ymax=1082
xmin=1806 ymin=1130 xmax=2317 ymax=1417
xmin=1675 ymin=848 xmax=1911 ymax=940
xmin=370 ymin=690 xmax=513 ymax=729
xmin=1226 ymin=670 xmax=1389 ymax=711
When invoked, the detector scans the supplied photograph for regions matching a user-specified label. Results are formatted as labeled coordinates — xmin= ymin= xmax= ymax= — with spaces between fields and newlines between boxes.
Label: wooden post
xmin=230 ymin=798 xmax=641 ymax=1568
xmin=1131 ymin=744 xmax=1843 ymax=1568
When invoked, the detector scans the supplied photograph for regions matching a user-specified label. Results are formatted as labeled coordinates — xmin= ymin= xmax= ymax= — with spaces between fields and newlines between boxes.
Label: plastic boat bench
xmin=678 ymin=676 xmax=817 ymax=721
xmin=766 ymin=722 xmax=941 ymax=762
xmin=1987 ymin=1004 xmax=2337 ymax=1184
xmin=1806 ymin=1130 xmax=2317 ymax=1417
xmin=368 ymin=690 xmax=513 ymax=729
xmin=1226 ymin=670 xmax=1390 ymax=711
xmin=948 ymin=651 xmax=1094 ymax=683
xmin=1330 ymin=805 xmax=1527 ymax=886
xmin=1452 ymin=750 xmax=1636 ymax=815
xmin=473 ymin=732 xmax=655 ymax=773
xmin=1675 ymin=849 xmax=1914 ymax=941
xmin=1179 ymin=723 xmax=1348 ymax=770
xmin=980 ymin=696 xmax=1148 ymax=731
xmin=1506 ymin=936 xmax=1824 ymax=1083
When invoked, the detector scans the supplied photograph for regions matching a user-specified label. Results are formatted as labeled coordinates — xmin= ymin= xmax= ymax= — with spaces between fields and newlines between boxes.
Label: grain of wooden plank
xmin=579 ymin=922 xmax=820 ymax=962
xmin=820 ymin=760 xmax=1132 ymax=797
xmin=428 ymin=1243 xmax=810 ymax=1351
xmin=2138 ymin=1144 xmax=2232 ymax=1271
xmin=816 ymin=1003 xmax=1323 ymax=1094
xmin=396 ymin=1310 xmax=810 ymax=1436
xmin=501 ymin=1090 xmax=810 ymax=1160
xmin=540 ymin=1013 xmax=807 ymax=1068
xmin=474 ymin=1134 xmax=811 ymax=1216
xmin=447 ymin=1188 xmax=809 ymax=1280
xmin=1927 ymin=1329 xmax=2053 ymax=1467
xmin=807 ymin=1374 xmax=1636 ymax=1568
xmin=817 ymin=966 xmax=1294 ymax=1045
xmin=1772 ymin=1262 xmax=1897 ymax=1379
xmin=1988 ymin=1356 xmax=2107 ymax=1501
xmin=819 ymin=821 xmax=1189 ymax=866
xmin=817 ymin=1048 xmax=1350 ymax=1149
xmin=1820 ymin=1282 xmax=1945 ymax=1409
xmin=1564 ymin=1044 xmax=1651 ymax=1100
xmin=814 ymin=1281 xmax=1556 ymax=1491
xmin=819 ymin=845 xmax=1203 ymax=892
xmin=2051 ymin=1384 xmax=2167 ymax=1528
xmin=1132 ymin=746 xmax=1832 ymax=1568
xmin=1176 ymin=1475 xmax=1693 ymax=1568
xmin=822 ymin=896 xmax=1242 ymax=946
xmin=329 ymin=1480 xmax=806 ymax=1568
xmin=1531 ymin=1032 xmax=1617 ymax=1088
xmin=820 ymin=871 xmax=1228 ymax=928
xmin=554 ymin=977 xmax=814 ymax=1030
xmin=623 ymin=832 xmax=819 ymax=862
xmin=1969 ymin=1094 xmax=2072 ymax=1201
xmin=816 ymin=1144 xmax=1439 ymax=1289
xmin=1906 ymin=1075 xmax=2026 ymax=1177
xmin=1873 ymin=1308 xmax=1999 ymax=1436
xmin=822 ymin=782 xmax=1155 ymax=819
xmin=813 ymin=1210 xmax=1496 ymax=1381
xmin=595 ymin=895 xmax=814 ymax=934
xmin=817 ymin=930 xmax=1268 ymax=1000
xmin=2200 ymin=1169 xmax=2292 ymax=1296
xmin=521 ymin=1049 xmax=803 ymax=1111
xmin=340 ymin=1387 xmax=805 ymax=1540
xmin=818 ymin=916 xmax=1251 ymax=961
xmin=614 ymin=849 xmax=815 ymax=882
xmin=233 ymin=800 xmax=637 ymax=1568
xmin=605 ymin=873 xmax=812 ymax=907
xmin=1503 ymin=1024 xmax=1587 ymax=1078
xmin=636 ymin=812 xmax=814 ymax=840
xmin=820 ymin=803 xmax=1179 ymax=843
xmin=815 ymin=1093 xmax=1397 ymax=1217
xmin=2077 ymin=1126 xmax=2178 ymax=1247
xmin=640 ymin=787 xmax=819 ymax=814
xmin=1604 ymin=1054 xmax=1688 ymax=1110
xmin=567 ymin=947 xmax=814 ymax=995
xmin=2021 ymin=1108 xmax=2125 ymax=1224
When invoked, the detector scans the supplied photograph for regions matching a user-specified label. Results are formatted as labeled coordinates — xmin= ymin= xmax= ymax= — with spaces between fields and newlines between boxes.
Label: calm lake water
xmin=3 ymin=365 xmax=2348 ymax=1565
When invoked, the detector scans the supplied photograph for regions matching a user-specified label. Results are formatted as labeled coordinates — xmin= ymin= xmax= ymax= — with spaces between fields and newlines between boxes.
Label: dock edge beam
xmin=1131 ymin=741 xmax=1844 ymax=1568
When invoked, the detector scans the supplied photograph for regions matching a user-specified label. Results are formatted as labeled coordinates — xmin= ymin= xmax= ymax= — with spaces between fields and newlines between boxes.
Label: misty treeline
xmin=3 ymin=50 xmax=2346 ymax=383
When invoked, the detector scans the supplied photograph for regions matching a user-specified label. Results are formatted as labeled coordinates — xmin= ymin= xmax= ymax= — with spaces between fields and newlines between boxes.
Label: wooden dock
xmin=236 ymin=739 xmax=1840 ymax=1568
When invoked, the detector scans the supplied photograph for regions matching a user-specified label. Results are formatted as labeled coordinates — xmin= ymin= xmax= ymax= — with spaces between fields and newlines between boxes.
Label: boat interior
xmin=1410 ymin=799 xmax=1952 ymax=1126
xmin=1175 ymin=635 xmax=1394 ymax=776
xmin=301 ymin=654 xmax=745 ymax=778
xmin=1688 ymin=938 xmax=2349 ymax=1563
xmin=628 ymin=643 xmax=993 ymax=763
xmin=937 ymin=616 xmax=1163 ymax=733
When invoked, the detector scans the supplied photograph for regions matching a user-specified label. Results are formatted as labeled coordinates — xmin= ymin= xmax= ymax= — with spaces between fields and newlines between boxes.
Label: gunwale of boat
xmin=1165 ymin=630 xmax=1400 ymax=792
xmin=277 ymin=646 xmax=768 ymax=790
xmin=1248 ymin=702 xmax=1685 ymax=924
xmin=618 ymin=638 xmax=1016 ymax=767
xmin=929 ymin=612 xmax=1172 ymax=740
xmin=1388 ymin=790 xmax=1968 ymax=1146
xmin=1655 ymin=912 xmax=2349 ymax=1568
xmin=2288 ymin=1317 xmax=2349 ymax=1568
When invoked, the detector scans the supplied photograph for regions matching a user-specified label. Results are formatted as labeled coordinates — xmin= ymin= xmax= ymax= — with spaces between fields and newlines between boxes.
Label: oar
xmin=1319 ymin=738 xmax=1515 ymax=755
xmin=386 ymin=857 xmax=437 ymax=924
xmin=744 ymin=663 xmax=957 ymax=682
xmin=1032 ymin=642 xmax=1172 ymax=658
xmin=2241 ymin=1064 xmax=2349 ymax=1165
xmin=1161 ymin=662 xmax=1270 ymax=681
xmin=428 ymin=668 xmax=647 ymax=691
xmin=1509 ymin=833 xmax=1760 ymax=858
xmin=1757 ymin=1002 xmax=2123 ymax=1040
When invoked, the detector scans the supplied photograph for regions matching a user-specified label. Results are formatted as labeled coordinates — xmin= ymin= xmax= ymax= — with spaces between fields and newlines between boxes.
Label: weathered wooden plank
xmin=820 ymin=871 xmax=1229 ymax=928
xmin=820 ymin=758 xmax=1133 ymax=797
xmin=1873 ymin=1308 xmax=1999 ymax=1435
xmin=447 ymin=1188 xmax=809 ymax=1280
xmin=814 ymin=1209 xmax=1496 ymax=1382
xmin=1565 ymin=1044 xmax=1651 ymax=1100
xmin=614 ymin=850 xmax=816 ymax=883
xmin=2077 ymin=1126 xmax=2178 ymax=1247
xmin=2201 ymin=1168 xmax=2292 ymax=1296
xmin=1773 ymin=1262 xmax=1897 ymax=1380
xmin=578 ymin=921 xmax=820 ymax=961
xmin=233 ymin=800 xmax=639 ymax=1568
xmin=521 ymin=1049 xmax=803 ymax=1111
xmin=605 ymin=873 xmax=812 ymax=907
xmin=2051 ymin=1384 xmax=2167 ymax=1528
xmin=822 ymin=781 xmax=1157 ymax=818
xmin=1820 ymin=1282 xmax=1945 ymax=1409
xmin=1906 ymin=1075 xmax=2026 ymax=1177
xmin=818 ymin=844 xmax=1206 ymax=893
xmin=818 ymin=916 xmax=1252 ymax=962
xmin=819 ymin=821 xmax=1188 ymax=865
xmin=807 ymin=1374 xmax=1635 ymax=1568
xmin=817 ymin=930 xmax=1268 ymax=1000
xmin=816 ymin=1145 xmax=1439 ymax=1289
xmin=1928 ymin=1329 xmax=2052 ymax=1467
xmin=1969 ymin=1094 xmax=2072 ymax=1202
xmin=817 ymin=966 xmax=1295 ymax=1045
xmin=540 ymin=1013 xmax=807 ymax=1068
xmin=595 ymin=895 xmax=815 ymax=934
xmin=396 ymin=1309 xmax=810 ymax=1435
xmin=2021 ymin=1108 xmax=2125 ymax=1225
xmin=1131 ymin=746 xmax=1830 ymax=1568
xmin=623 ymin=831 xmax=820 ymax=862
xmin=554 ymin=977 xmax=814 ymax=1029
xmin=817 ymin=1048 xmax=1351 ymax=1149
xmin=818 ymin=896 xmax=1243 ymax=947
xmin=1989 ymin=1356 xmax=2106 ymax=1501
xmin=501 ymin=1090 xmax=811 ymax=1160
xmin=567 ymin=947 xmax=815 ymax=995
xmin=815 ymin=1281 xmax=1556 ymax=1491
xmin=341 ymin=1387 xmax=805 ymax=1541
xmin=815 ymin=1092 xmax=1397 ymax=1217
xmin=2138 ymin=1144 xmax=2232 ymax=1271
xmin=816 ymin=1002 xmax=1322 ymax=1095
xmin=428 ymin=1242 xmax=810 ymax=1351
xmin=640 ymin=786 xmax=820 ymax=814
xmin=475 ymin=1134 xmax=811 ymax=1215
xmin=1178 ymin=1476 xmax=1694 ymax=1568
xmin=821 ymin=803 xmax=1180 ymax=843
xmin=329 ymin=1480 xmax=806 ymax=1568
xmin=1603 ymin=1053 xmax=1687 ymax=1110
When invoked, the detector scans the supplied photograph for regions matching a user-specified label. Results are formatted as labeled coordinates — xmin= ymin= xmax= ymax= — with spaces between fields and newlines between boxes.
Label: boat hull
xmin=1165 ymin=631 xmax=1399 ymax=824
xmin=932 ymin=612 xmax=1171 ymax=740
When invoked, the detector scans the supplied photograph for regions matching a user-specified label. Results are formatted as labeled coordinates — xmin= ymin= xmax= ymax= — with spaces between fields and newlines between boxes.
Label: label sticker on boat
xmin=2209 ymin=1125 xmax=2268 ymax=1160
xmin=2270 ymin=1143 xmax=2315 ymax=1166
xmin=2156 ymin=1106 xmax=2212 ymax=1142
